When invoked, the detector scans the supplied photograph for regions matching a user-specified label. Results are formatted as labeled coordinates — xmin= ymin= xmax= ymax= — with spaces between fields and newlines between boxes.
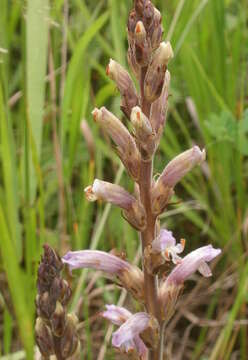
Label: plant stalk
xmin=139 ymin=67 xmax=163 ymax=360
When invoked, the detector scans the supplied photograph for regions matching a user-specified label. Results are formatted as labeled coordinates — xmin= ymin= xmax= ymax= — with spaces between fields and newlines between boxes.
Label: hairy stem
xmin=139 ymin=67 xmax=161 ymax=360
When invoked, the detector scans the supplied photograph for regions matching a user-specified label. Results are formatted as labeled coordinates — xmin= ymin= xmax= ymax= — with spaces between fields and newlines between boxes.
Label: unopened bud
xmin=134 ymin=0 xmax=146 ymax=15
xmin=106 ymin=59 xmax=138 ymax=118
xmin=131 ymin=106 xmax=155 ymax=157
xmin=118 ymin=266 xmax=145 ymax=302
xmin=143 ymin=1 xmax=155 ymax=30
xmin=92 ymin=107 xmax=141 ymax=180
xmin=140 ymin=315 xmax=160 ymax=349
xmin=151 ymin=8 xmax=163 ymax=49
xmin=134 ymin=21 xmax=151 ymax=66
xmin=151 ymin=146 xmax=206 ymax=214
xmin=37 ymin=291 xmax=56 ymax=319
xmin=127 ymin=8 xmax=137 ymax=35
xmin=50 ymin=277 xmax=72 ymax=306
xmin=150 ymin=70 xmax=170 ymax=136
xmin=35 ymin=318 xmax=54 ymax=356
xmin=60 ymin=314 xmax=80 ymax=358
xmin=85 ymin=180 xmax=146 ymax=230
xmin=51 ymin=301 xmax=66 ymax=337
xmin=131 ymin=106 xmax=153 ymax=137
xmin=144 ymin=42 xmax=173 ymax=102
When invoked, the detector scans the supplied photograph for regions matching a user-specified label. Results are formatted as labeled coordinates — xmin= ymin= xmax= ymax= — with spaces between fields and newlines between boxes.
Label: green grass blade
xmin=26 ymin=0 xmax=49 ymax=200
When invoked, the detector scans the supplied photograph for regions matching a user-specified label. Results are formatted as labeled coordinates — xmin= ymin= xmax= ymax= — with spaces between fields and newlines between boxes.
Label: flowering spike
xmin=144 ymin=41 xmax=174 ymax=102
xmin=106 ymin=59 xmax=138 ymax=118
xmin=92 ymin=107 xmax=141 ymax=180
xmin=84 ymin=179 xmax=146 ymax=230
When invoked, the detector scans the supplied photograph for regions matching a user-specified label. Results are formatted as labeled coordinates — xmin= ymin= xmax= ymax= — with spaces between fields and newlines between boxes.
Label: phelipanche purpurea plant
xmin=36 ymin=1 xmax=221 ymax=359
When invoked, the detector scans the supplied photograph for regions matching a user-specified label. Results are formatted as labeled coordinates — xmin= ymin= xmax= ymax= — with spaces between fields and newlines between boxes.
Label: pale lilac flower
xmin=106 ymin=60 xmax=138 ymax=117
xmin=166 ymin=245 xmax=221 ymax=285
xmin=85 ymin=180 xmax=135 ymax=210
xmin=102 ymin=305 xmax=147 ymax=358
xmin=62 ymin=251 xmax=145 ymax=302
xmin=157 ymin=146 xmax=206 ymax=189
xmin=62 ymin=250 xmax=130 ymax=273
xmin=92 ymin=107 xmax=141 ymax=180
xmin=151 ymin=229 xmax=185 ymax=264
xmin=111 ymin=312 xmax=149 ymax=357
xmin=84 ymin=179 xmax=146 ymax=231
xmin=151 ymin=146 xmax=206 ymax=214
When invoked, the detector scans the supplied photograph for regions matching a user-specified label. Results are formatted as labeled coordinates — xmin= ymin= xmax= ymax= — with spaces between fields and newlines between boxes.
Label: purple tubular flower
xmin=166 ymin=245 xmax=221 ymax=285
xmin=112 ymin=312 xmax=149 ymax=357
xmin=151 ymin=229 xmax=185 ymax=264
xmin=85 ymin=179 xmax=136 ymax=211
xmin=106 ymin=59 xmax=138 ymax=118
xmin=63 ymin=251 xmax=145 ymax=302
xmin=157 ymin=146 xmax=206 ymax=189
xmin=151 ymin=146 xmax=206 ymax=214
xmin=84 ymin=179 xmax=147 ymax=231
xmin=62 ymin=250 xmax=130 ymax=273
xmin=92 ymin=107 xmax=141 ymax=180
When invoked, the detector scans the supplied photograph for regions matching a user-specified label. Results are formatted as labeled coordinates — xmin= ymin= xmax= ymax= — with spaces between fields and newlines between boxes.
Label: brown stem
xmin=139 ymin=67 xmax=161 ymax=360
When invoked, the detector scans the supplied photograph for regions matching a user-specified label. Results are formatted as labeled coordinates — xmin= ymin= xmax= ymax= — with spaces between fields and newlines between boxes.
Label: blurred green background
xmin=0 ymin=0 xmax=248 ymax=359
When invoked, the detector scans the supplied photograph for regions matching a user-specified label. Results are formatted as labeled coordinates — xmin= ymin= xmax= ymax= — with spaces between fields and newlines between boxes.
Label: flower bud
xmin=151 ymin=146 xmax=206 ymax=214
xmin=131 ymin=106 xmax=155 ymax=157
xmin=134 ymin=21 xmax=151 ymax=66
xmin=85 ymin=180 xmax=146 ymax=230
xmin=106 ymin=59 xmax=138 ymax=118
xmin=92 ymin=107 xmax=141 ymax=180
xmin=150 ymin=70 xmax=170 ymax=136
xmin=37 ymin=291 xmax=56 ymax=319
xmin=143 ymin=1 xmax=155 ymax=30
xmin=60 ymin=314 xmax=80 ymax=358
xmin=144 ymin=42 xmax=173 ymax=102
xmin=35 ymin=317 xmax=54 ymax=356
xmin=150 ymin=8 xmax=163 ymax=50
xmin=50 ymin=301 xmax=66 ymax=337
xmin=156 ymin=146 xmax=206 ymax=188
xmin=134 ymin=0 xmax=146 ymax=15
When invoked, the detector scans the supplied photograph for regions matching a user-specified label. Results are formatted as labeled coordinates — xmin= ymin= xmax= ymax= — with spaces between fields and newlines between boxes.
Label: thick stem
xmin=139 ymin=67 xmax=161 ymax=360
